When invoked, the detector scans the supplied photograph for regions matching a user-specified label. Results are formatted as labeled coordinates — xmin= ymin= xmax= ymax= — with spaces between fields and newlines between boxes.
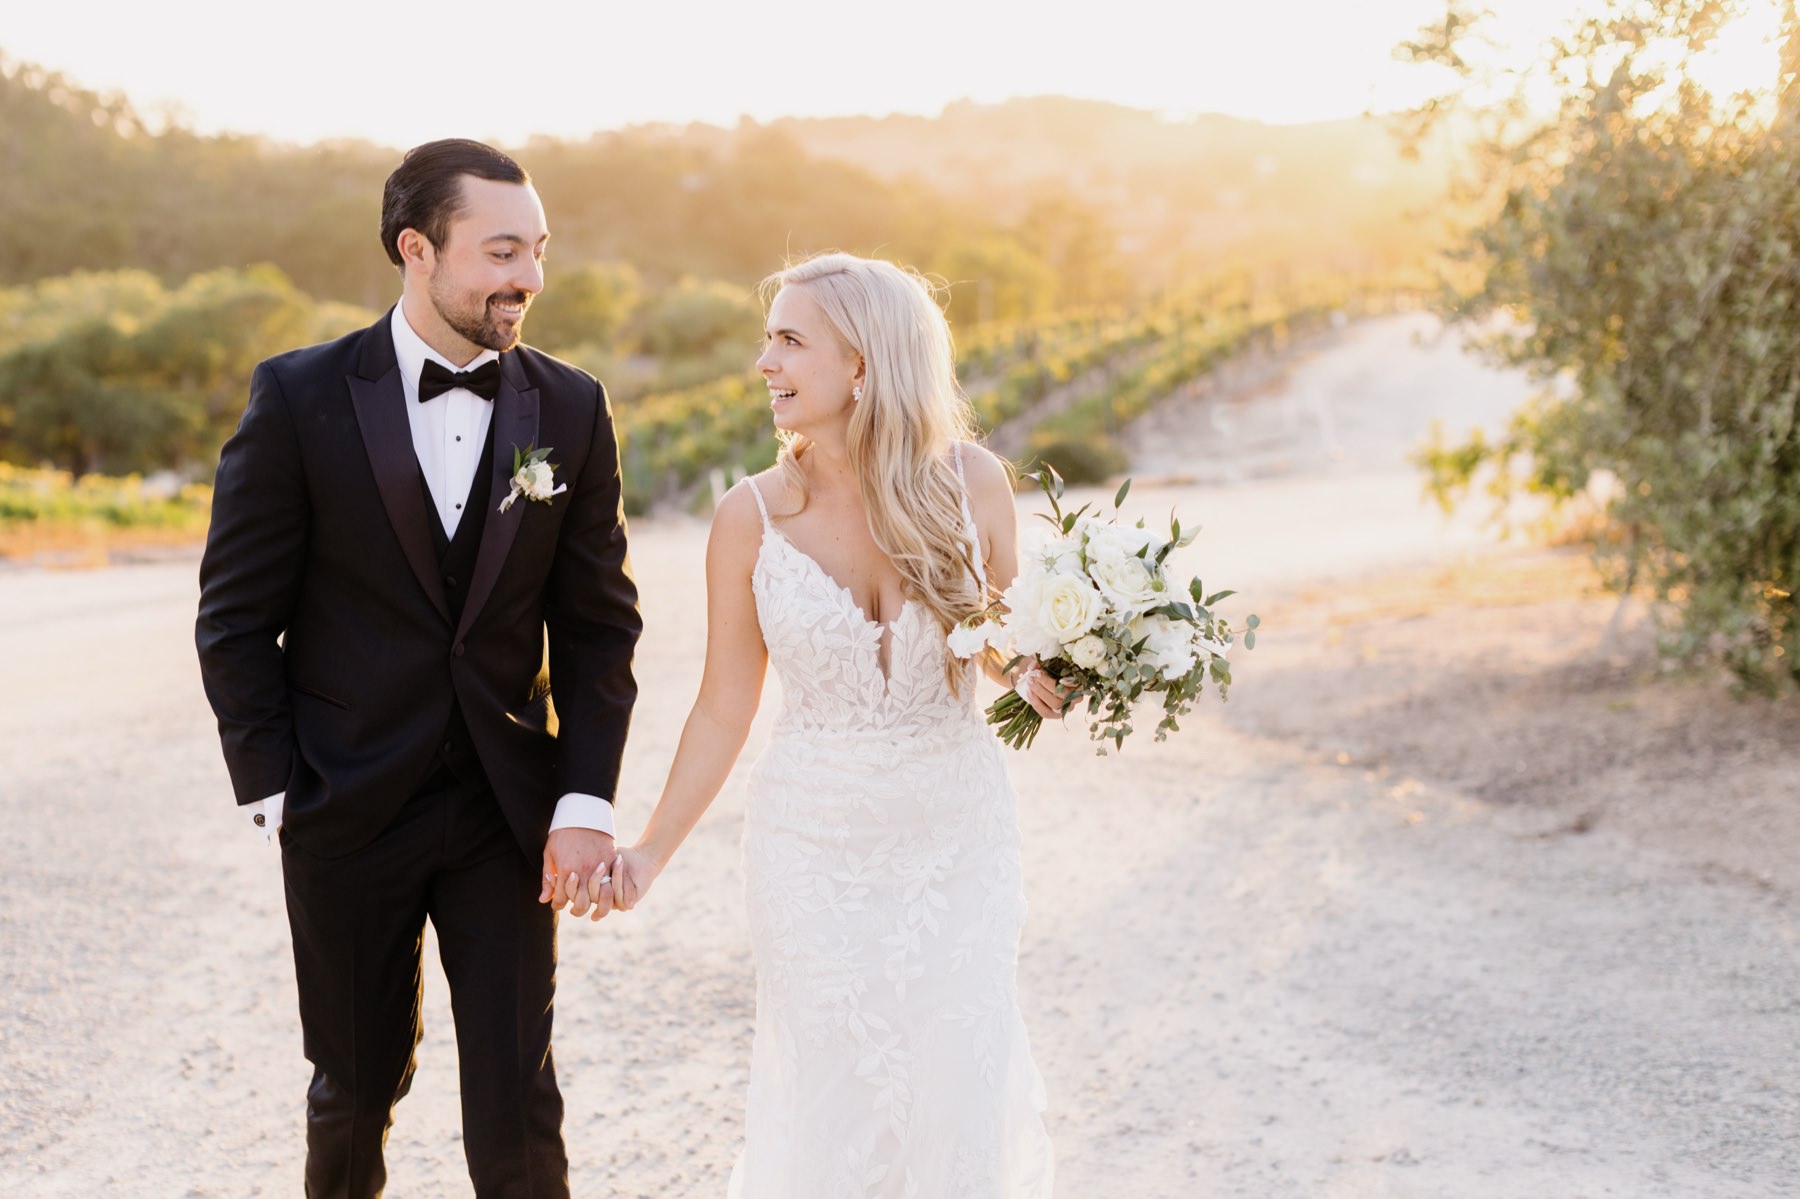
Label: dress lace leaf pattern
xmin=727 ymin=453 xmax=1055 ymax=1198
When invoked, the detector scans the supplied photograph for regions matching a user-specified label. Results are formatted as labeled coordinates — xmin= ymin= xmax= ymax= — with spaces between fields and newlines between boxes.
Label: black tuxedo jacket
xmin=196 ymin=309 xmax=641 ymax=857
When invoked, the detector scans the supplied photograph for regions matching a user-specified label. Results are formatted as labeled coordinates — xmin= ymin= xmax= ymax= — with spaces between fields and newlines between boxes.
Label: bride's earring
xmin=852 ymin=385 xmax=863 ymax=403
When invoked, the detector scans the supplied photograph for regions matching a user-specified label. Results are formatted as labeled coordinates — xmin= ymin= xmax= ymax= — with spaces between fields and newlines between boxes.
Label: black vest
xmin=419 ymin=420 xmax=497 ymax=795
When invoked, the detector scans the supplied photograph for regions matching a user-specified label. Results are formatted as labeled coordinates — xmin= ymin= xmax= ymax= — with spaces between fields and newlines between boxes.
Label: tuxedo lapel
xmin=455 ymin=351 xmax=538 ymax=646
xmin=346 ymin=316 xmax=452 ymax=626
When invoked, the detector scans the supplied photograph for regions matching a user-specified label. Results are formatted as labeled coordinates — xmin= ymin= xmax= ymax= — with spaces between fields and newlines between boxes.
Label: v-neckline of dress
xmin=760 ymin=525 xmax=920 ymax=687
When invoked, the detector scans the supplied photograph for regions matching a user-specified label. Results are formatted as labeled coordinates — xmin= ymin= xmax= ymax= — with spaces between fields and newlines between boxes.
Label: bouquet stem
xmin=984 ymin=690 xmax=1044 ymax=750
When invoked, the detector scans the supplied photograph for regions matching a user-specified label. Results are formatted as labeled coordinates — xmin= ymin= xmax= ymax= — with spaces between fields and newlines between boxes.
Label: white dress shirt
xmin=244 ymin=303 xmax=615 ymax=843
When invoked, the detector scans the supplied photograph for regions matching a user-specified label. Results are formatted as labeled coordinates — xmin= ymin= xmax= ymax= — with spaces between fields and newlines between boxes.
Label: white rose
xmin=947 ymin=619 xmax=1001 ymax=660
xmin=1066 ymin=633 xmax=1108 ymax=670
xmin=1087 ymin=549 xmax=1164 ymax=615
xmin=1035 ymin=573 xmax=1104 ymax=646
xmin=1128 ymin=613 xmax=1198 ymax=677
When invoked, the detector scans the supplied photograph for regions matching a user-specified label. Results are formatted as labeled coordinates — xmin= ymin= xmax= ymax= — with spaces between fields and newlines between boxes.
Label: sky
xmin=3 ymin=0 xmax=1781 ymax=147
xmin=0 ymin=0 xmax=1549 ymax=146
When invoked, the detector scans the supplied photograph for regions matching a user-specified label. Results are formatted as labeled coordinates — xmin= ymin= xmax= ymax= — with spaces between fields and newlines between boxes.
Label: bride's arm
xmin=963 ymin=444 xmax=1070 ymax=717
xmin=612 ymin=485 xmax=768 ymax=909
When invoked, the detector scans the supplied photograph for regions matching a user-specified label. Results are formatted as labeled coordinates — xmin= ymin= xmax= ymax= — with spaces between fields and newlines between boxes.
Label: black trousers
xmin=281 ymin=774 xmax=568 ymax=1199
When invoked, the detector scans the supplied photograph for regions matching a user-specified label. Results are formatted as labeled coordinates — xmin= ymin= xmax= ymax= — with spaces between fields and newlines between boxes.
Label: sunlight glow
xmin=1 ymin=0 xmax=1593 ymax=146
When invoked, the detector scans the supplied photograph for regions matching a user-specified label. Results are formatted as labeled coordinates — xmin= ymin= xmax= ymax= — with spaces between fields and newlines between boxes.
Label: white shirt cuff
xmin=549 ymin=793 xmax=615 ymax=838
xmin=246 ymin=792 xmax=284 ymax=844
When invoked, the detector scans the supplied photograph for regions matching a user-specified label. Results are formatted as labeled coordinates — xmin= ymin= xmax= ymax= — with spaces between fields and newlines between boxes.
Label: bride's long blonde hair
xmin=761 ymin=252 xmax=994 ymax=692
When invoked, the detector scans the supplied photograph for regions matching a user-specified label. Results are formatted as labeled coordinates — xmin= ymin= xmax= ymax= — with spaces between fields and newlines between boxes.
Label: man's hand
xmin=539 ymin=828 xmax=616 ymax=920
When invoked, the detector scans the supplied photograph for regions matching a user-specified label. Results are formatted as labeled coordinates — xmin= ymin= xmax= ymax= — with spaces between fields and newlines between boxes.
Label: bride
xmin=609 ymin=252 xmax=1064 ymax=1196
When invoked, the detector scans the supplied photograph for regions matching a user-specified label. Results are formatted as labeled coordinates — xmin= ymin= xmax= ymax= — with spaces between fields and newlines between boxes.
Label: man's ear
xmin=397 ymin=228 xmax=434 ymax=272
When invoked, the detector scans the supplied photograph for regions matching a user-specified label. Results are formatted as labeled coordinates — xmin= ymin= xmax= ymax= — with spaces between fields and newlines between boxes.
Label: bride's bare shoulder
xmin=957 ymin=441 xmax=1016 ymax=510
xmin=743 ymin=466 xmax=804 ymax=519
xmin=712 ymin=470 xmax=794 ymax=541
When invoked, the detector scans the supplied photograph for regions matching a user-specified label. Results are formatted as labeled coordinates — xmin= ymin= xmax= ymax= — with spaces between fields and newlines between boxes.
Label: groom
xmin=196 ymin=139 xmax=640 ymax=1197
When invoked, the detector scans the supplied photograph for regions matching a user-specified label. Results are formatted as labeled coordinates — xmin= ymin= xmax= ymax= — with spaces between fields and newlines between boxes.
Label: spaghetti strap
xmin=743 ymin=476 xmax=771 ymax=529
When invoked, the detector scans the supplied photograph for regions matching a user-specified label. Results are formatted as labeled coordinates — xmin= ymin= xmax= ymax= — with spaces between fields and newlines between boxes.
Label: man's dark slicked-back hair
xmin=380 ymin=139 xmax=530 ymax=268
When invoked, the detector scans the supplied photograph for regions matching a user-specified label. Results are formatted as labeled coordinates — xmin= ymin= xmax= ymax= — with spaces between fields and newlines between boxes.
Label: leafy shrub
xmin=1023 ymin=432 xmax=1128 ymax=485
xmin=1402 ymin=1 xmax=1800 ymax=693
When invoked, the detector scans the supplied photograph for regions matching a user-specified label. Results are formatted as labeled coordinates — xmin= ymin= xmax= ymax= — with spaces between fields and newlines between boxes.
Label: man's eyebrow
xmin=482 ymin=233 xmax=551 ymax=246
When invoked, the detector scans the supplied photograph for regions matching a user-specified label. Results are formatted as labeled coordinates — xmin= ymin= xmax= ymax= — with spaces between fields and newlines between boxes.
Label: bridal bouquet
xmin=948 ymin=465 xmax=1257 ymax=752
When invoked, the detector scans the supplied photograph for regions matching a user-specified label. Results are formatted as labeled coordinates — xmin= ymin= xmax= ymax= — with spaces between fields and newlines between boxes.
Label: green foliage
xmin=1021 ymin=431 xmax=1129 ymax=485
xmin=524 ymin=261 xmax=641 ymax=355
xmin=1022 ymin=281 xmax=1351 ymax=464
xmin=0 ymin=463 xmax=211 ymax=531
xmin=1401 ymin=0 xmax=1800 ymax=693
xmin=935 ymin=236 xmax=1060 ymax=324
xmin=0 ymin=265 xmax=372 ymax=475
xmin=635 ymin=277 xmax=761 ymax=360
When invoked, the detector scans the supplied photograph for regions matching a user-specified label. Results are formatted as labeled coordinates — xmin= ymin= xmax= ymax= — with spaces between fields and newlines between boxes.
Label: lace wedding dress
xmin=728 ymin=448 xmax=1055 ymax=1198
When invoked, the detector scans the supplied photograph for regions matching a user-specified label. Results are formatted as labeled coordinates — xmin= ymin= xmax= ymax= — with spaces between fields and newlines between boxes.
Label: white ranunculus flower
xmin=1035 ymin=573 xmax=1104 ymax=646
xmin=1066 ymin=633 xmax=1109 ymax=670
xmin=947 ymin=619 xmax=1002 ymax=660
xmin=1087 ymin=549 xmax=1164 ymax=615
xmin=1128 ymin=613 xmax=1198 ymax=677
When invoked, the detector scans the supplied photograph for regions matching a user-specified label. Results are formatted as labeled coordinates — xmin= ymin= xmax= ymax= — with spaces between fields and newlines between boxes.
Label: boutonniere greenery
xmin=499 ymin=444 xmax=566 ymax=513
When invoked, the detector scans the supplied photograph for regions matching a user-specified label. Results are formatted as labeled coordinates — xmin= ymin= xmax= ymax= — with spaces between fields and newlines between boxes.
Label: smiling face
xmin=756 ymin=285 xmax=863 ymax=437
xmin=400 ymin=175 xmax=548 ymax=361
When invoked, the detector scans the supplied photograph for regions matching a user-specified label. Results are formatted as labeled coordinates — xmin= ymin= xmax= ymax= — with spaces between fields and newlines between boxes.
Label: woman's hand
xmin=1011 ymin=657 xmax=1077 ymax=720
xmin=610 ymin=844 xmax=667 ymax=912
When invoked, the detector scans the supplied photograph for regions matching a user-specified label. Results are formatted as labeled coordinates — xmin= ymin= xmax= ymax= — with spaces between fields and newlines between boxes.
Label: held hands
xmin=608 ymin=844 xmax=665 ymax=913
xmin=540 ymin=827 xmax=616 ymax=922
xmin=539 ymin=830 xmax=667 ymax=922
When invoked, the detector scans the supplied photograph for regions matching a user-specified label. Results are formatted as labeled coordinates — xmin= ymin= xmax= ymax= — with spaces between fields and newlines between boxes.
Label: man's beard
xmin=430 ymin=269 xmax=527 ymax=353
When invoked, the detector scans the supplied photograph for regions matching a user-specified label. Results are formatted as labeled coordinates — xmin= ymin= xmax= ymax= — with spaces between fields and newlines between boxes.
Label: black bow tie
xmin=418 ymin=358 xmax=501 ymax=403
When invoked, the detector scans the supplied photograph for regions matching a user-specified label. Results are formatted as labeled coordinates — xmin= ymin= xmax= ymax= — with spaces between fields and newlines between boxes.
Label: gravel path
xmin=1 ymin=315 xmax=1792 ymax=1197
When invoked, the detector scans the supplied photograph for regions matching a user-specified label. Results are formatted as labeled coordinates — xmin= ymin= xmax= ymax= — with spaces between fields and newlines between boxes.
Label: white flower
xmin=998 ymin=573 xmax=1061 ymax=660
xmin=521 ymin=460 xmax=557 ymax=499
xmin=1034 ymin=533 xmax=1084 ymax=574
xmin=1087 ymin=549 xmax=1164 ymax=615
xmin=1128 ymin=613 xmax=1198 ymax=678
xmin=1083 ymin=521 xmax=1158 ymax=561
xmin=1066 ymin=633 xmax=1108 ymax=670
xmin=1035 ymin=573 xmax=1105 ymax=646
xmin=947 ymin=618 xmax=1002 ymax=660
xmin=499 ymin=446 xmax=568 ymax=513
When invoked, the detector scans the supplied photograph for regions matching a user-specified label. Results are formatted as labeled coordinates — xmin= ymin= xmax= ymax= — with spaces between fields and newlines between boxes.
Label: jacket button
xmin=445 ymin=575 xmax=458 ymax=589
xmin=453 ymin=642 xmax=465 ymax=657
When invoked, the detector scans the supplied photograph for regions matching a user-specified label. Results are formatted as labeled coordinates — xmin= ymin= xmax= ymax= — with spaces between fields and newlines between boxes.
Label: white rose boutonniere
xmin=499 ymin=444 xmax=567 ymax=513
